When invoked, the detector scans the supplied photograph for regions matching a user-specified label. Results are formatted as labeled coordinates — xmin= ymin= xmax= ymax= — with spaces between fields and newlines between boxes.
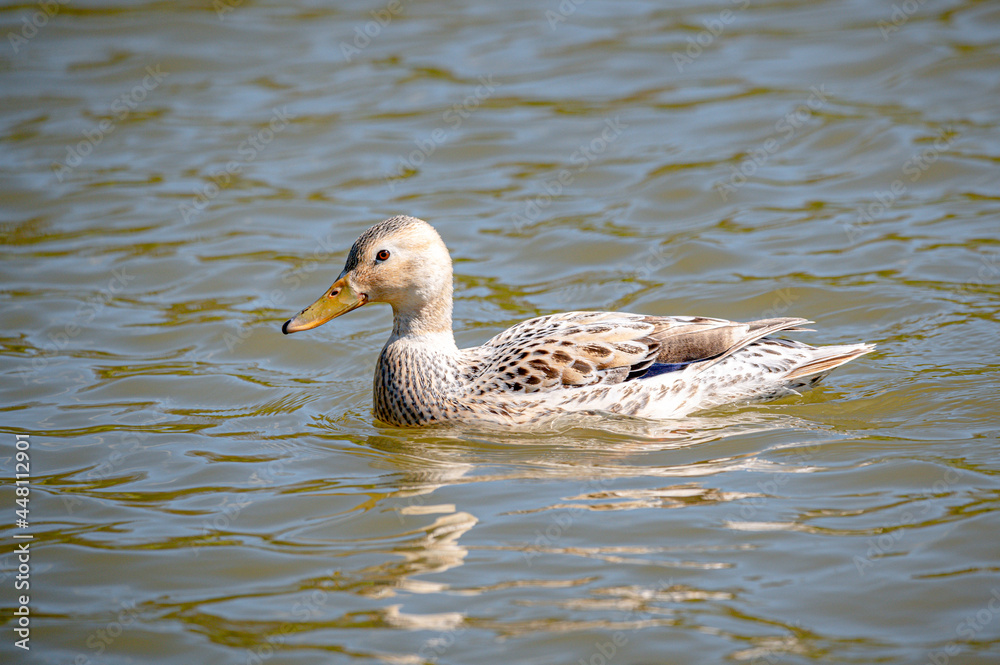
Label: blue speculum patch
xmin=638 ymin=362 xmax=697 ymax=379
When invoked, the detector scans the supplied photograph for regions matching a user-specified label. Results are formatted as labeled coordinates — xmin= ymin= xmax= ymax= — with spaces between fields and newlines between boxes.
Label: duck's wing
xmin=464 ymin=312 xmax=813 ymax=394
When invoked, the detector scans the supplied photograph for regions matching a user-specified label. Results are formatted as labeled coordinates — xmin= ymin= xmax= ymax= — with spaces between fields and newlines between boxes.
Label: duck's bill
xmin=282 ymin=276 xmax=367 ymax=334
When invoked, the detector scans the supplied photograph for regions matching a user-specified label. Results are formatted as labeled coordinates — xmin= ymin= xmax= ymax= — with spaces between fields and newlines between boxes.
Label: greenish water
xmin=2 ymin=1 xmax=999 ymax=664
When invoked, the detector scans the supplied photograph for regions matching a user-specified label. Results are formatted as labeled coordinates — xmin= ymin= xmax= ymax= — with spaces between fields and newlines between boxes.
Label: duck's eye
xmin=376 ymin=249 xmax=390 ymax=262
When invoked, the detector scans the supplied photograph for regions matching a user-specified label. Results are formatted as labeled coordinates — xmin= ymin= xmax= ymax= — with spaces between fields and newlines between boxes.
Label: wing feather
xmin=463 ymin=312 xmax=814 ymax=394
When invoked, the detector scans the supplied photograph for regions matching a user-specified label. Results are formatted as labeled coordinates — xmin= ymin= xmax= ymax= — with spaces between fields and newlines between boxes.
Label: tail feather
xmin=784 ymin=343 xmax=875 ymax=381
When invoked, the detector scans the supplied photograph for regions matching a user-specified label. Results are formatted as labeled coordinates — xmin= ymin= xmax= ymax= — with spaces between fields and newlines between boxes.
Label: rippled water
xmin=2 ymin=1 xmax=999 ymax=663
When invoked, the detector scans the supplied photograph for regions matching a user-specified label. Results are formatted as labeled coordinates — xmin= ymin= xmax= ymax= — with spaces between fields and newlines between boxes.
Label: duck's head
xmin=282 ymin=216 xmax=453 ymax=335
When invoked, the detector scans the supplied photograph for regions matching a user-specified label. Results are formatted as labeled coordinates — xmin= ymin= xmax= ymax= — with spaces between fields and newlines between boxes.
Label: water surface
xmin=2 ymin=1 xmax=999 ymax=664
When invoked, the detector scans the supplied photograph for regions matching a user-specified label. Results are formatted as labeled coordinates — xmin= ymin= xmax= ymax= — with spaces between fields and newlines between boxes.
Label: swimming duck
xmin=282 ymin=216 xmax=873 ymax=427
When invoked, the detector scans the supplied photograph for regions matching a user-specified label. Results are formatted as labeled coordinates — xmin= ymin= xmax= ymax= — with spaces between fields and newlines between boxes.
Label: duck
xmin=282 ymin=216 xmax=873 ymax=427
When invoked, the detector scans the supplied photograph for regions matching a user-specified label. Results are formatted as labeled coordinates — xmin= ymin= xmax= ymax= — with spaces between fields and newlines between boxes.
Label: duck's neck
xmin=387 ymin=283 xmax=457 ymax=348
xmin=375 ymin=293 xmax=462 ymax=427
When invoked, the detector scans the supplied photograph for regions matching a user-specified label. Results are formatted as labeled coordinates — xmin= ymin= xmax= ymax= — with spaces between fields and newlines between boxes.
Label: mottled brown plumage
xmin=282 ymin=216 xmax=874 ymax=427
